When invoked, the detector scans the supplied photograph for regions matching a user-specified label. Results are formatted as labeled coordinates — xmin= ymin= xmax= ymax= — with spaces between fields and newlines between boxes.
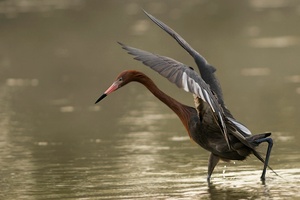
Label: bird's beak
xmin=95 ymin=82 xmax=119 ymax=104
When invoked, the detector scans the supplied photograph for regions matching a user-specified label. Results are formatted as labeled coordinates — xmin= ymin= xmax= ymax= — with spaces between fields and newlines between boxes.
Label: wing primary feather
xmin=142 ymin=10 xmax=226 ymax=107
xmin=142 ymin=9 xmax=207 ymax=66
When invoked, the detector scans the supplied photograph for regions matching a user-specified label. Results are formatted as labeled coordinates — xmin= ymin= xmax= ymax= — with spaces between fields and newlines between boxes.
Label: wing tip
xmin=142 ymin=9 xmax=152 ymax=19
xmin=117 ymin=41 xmax=125 ymax=47
xmin=117 ymin=41 xmax=131 ymax=53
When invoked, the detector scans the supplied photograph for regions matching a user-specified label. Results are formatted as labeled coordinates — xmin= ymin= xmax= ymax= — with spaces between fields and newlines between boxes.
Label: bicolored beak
xmin=95 ymin=82 xmax=119 ymax=104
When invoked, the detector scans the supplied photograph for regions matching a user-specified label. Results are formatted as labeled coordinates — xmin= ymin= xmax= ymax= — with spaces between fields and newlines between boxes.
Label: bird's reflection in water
xmin=206 ymin=180 xmax=270 ymax=200
xmin=207 ymin=183 xmax=258 ymax=200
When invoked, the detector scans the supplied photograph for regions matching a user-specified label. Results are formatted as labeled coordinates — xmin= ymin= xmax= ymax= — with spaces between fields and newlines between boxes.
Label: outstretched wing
xmin=143 ymin=10 xmax=225 ymax=107
xmin=119 ymin=42 xmax=230 ymax=148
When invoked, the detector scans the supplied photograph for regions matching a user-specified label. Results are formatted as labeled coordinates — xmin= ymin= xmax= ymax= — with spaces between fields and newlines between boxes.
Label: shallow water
xmin=1 ymin=0 xmax=300 ymax=199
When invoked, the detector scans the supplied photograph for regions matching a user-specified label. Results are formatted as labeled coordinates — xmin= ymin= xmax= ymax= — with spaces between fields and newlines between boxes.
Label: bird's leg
xmin=255 ymin=137 xmax=273 ymax=181
xmin=207 ymin=153 xmax=220 ymax=181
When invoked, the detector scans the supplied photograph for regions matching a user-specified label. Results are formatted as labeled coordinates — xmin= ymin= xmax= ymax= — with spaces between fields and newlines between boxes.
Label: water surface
xmin=1 ymin=0 xmax=300 ymax=199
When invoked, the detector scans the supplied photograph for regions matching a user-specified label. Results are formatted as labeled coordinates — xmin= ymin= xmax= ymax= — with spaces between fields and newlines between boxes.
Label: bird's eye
xmin=118 ymin=77 xmax=123 ymax=82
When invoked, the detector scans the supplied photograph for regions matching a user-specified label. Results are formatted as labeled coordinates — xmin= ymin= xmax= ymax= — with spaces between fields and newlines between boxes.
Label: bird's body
xmin=96 ymin=11 xmax=274 ymax=181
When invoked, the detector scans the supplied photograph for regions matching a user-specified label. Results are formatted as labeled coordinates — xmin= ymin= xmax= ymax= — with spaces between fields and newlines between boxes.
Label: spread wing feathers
xmin=142 ymin=9 xmax=207 ymax=66
xmin=119 ymin=42 xmax=230 ymax=148
xmin=143 ymin=10 xmax=225 ymax=106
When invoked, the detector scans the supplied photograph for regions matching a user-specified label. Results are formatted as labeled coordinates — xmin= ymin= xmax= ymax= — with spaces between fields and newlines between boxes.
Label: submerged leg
xmin=255 ymin=137 xmax=273 ymax=181
xmin=207 ymin=153 xmax=220 ymax=181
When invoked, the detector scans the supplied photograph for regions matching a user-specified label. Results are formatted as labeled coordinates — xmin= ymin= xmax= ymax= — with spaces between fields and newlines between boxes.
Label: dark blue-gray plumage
xmin=96 ymin=11 xmax=276 ymax=181
xmin=118 ymin=42 xmax=230 ymax=148
xmin=143 ymin=10 xmax=224 ymax=107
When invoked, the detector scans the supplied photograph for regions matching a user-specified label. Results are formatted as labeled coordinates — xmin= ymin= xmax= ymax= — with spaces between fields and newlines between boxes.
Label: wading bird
xmin=95 ymin=11 xmax=274 ymax=181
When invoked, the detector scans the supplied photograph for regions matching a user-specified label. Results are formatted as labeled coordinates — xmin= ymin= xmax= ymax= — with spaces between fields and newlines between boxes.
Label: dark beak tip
xmin=95 ymin=94 xmax=107 ymax=104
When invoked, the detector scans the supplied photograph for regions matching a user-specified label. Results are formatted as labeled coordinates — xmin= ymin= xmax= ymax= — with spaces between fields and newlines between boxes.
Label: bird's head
xmin=95 ymin=70 xmax=134 ymax=104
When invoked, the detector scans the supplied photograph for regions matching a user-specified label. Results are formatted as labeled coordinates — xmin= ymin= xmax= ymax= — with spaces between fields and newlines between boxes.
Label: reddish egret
xmin=95 ymin=11 xmax=274 ymax=181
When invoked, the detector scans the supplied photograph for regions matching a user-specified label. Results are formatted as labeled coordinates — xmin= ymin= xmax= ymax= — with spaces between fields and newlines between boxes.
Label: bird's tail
xmin=248 ymin=132 xmax=271 ymax=143
xmin=248 ymin=133 xmax=279 ymax=177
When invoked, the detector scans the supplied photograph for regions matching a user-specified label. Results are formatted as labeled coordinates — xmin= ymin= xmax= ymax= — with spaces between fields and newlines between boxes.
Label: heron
xmin=95 ymin=10 xmax=274 ymax=181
